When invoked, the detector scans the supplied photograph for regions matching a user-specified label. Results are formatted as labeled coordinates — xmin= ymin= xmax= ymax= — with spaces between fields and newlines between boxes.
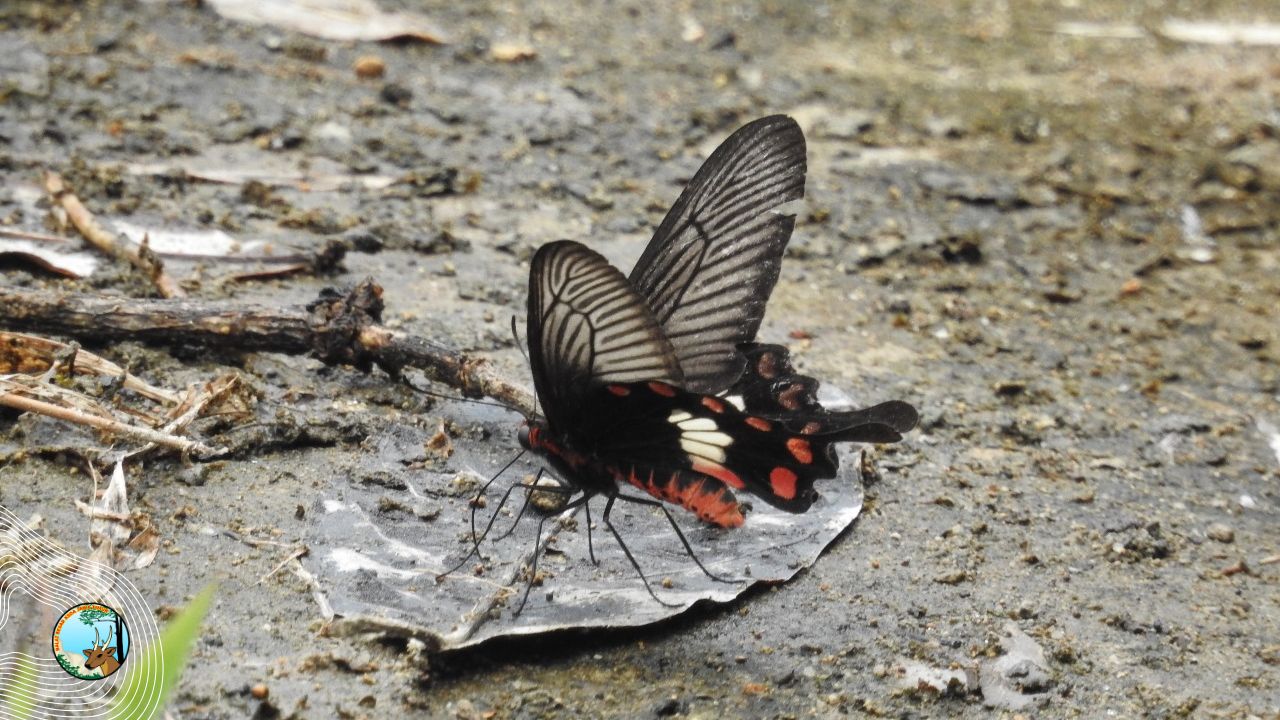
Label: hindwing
xmin=580 ymin=380 xmax=907 ymax=514
xmin=732 ymin=343 xmax=919 ymax=440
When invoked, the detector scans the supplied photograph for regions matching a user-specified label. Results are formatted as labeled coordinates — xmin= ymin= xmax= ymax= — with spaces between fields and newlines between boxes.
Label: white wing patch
xmin=680 ymin=438 xmax=728 ymax=462
xmin=670 ymin=410 xmax=734 ymax=462
xmin=676 ymin=417 xmax=718 ymax=432
xmin=683 ymin=430 xmax=733 ymax=446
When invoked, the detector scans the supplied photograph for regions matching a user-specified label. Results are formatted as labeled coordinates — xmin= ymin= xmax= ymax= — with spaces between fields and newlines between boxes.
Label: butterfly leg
xmin=496 ymin=469 xmax=573 ymax=541
xmin=583 ymin=499 xmax=598 ymax=565
xmin=600 ymin=495 xmax=683 ymax=609
xmin=513 ymin=492 xmax=592 ymax=616
xmin=617 ymin=493 xmax=741 ymax=585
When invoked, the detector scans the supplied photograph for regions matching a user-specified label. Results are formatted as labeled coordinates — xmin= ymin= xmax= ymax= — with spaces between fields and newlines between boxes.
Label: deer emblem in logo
xmin=52 ymin=602 xmax=130 ymax=680
xmin=82 ymin=625 xmax=121 ymax=677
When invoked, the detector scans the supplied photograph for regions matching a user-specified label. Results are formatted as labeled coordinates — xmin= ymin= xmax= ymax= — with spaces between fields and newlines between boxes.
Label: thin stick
xmin=123 ymin=374 xmax=240 ymax=459
xmin=0 ymin=384 xmax=223 ymax=458
xmin=259 ymin=546 xmax=309 ymax=585
xmin=0 ymin=283 xmax=534 ymax=415
xmin=0 ymin=331 xmax=180 ymax=404
xmin=289 ymin=558 xmax=336 ymax=622
xmin=0 ymin=227 xmax=74 ymax=243
xmin=43 ymin=170 xmax=186 ymax=298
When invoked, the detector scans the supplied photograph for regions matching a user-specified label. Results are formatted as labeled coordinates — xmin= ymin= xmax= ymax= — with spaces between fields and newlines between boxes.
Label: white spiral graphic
xmin=0 ymin=504 xmax=163 ymax=719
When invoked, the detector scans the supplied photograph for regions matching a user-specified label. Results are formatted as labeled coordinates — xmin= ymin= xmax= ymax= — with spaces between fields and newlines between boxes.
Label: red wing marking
xmin=700 ymin=396 xmax=726 ymax=414
xmin=692 ymin=457 xmax=746 ymax=489
xmin=778 ymin=383 xmax=805 ymax=410
xmin=786 ymin=438 xmax=813 ymax=464
xmin=607 ymin=384 xmax=631 ymax=396
xmin=801 ymin=421 xmax=823 ymax=435
xmin=648 ymin=381 xmax=677 ymax=397
xmin=745 ymin=416 xmax=772 ymax=432
xmin=756 ymin=351 xmax=779 ymax=379
xmin=769 ymin=467 xmax=798 ymax=500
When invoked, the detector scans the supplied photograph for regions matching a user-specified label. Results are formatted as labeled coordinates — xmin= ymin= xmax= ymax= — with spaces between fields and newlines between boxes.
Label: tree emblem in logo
xmin=51 ymin=603 xmax=130 ymax=680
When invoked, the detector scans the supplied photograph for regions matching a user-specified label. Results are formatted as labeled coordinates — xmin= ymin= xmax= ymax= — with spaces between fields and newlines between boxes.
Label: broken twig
xmin=0 ymin=281 xmax=533 ymax=415
xmin=43 ymin=170 xmax=186 ymax=298
xmin=0 ymin=379 xmax=225 ymax=457
xmin=1 ymin=331 xmax=181 ymax=404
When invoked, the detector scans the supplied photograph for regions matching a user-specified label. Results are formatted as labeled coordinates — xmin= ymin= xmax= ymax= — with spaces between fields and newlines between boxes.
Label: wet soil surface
xmin=2 ymin=1 xmax=1278 ymax=717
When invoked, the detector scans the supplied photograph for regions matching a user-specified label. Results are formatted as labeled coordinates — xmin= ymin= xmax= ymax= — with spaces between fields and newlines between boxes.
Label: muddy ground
xmin=2 ymin=0 xmax=1278 ymax=717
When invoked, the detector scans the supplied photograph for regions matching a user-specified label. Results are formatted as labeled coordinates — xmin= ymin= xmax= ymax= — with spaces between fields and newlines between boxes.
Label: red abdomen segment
xmin=618 ymin=464 xmax=745 ymax=528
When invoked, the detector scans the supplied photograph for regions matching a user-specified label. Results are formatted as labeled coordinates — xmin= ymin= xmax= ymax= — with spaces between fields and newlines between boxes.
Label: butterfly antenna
xmin=406 ymin=376 xmax=525 ymax=417
xmin=511 ymin=314 xmax=529 ymax=367
xmin=600 ymin=495 xmax=683 ymax=608
xmin=510 ymin=314 xmax=539 ymax=419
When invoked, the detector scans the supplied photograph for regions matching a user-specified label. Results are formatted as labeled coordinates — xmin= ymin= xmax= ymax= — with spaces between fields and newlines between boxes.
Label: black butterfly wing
xmin=629 ymin=115 xmax=806 ymax=395
xmin=580 ymin=380 xmax=890 ymax=515
xmin=527 ymin=240 xmax=683 ymax=434
xmin=732 ymin=343 xmax=920 ymax=441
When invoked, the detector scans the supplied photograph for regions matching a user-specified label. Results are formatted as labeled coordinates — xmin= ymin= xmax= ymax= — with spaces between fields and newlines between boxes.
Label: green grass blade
xmin=1 ymin=653 xmax=40 ymax=719
xmin=113 ymin=583 xmax=217 ymax=718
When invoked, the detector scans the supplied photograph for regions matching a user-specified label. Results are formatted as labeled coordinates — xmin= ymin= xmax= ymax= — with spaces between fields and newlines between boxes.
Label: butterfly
xmin=455 ymin=115 xmax=918 ymax=611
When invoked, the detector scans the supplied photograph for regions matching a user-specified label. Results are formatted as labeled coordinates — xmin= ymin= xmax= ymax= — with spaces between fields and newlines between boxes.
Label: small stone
xmin=526 ymin=474 xmax=568 ymax=513
xmin=491 ymin=43 xmax=537 ymax=62
xmin=310 ymin=121 xmax=353 ymax=153
xmin=177 ymin=465 xmax=210 ymax=486
xmin=653 ymin=697 xmax=683 ymax=717
xmin=1 ymin=38 xmax=51 ymax=97
xmin=1206 ymin=523 xmax=1234 ymax=543
xmin=924 ymin=114 xmax=965 ymax=138
xmin=282 ymin=38 xmax=327 ymax=63
xmin=681 ymin=16 xmax=706 ymax=43
xmin=354 ymin=55 xmax=386 ymax=79
xmin=250 ymin=683 xmax=269 ymax=699
xmin=816 ymin=109 xmax=876 ymax=139
xmin=380 ymin=83 xmax=412 ymax=106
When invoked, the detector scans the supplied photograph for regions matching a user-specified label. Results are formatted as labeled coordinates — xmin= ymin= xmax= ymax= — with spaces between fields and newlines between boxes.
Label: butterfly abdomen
xmin=613 ymin=464 xmax=746 ymax=528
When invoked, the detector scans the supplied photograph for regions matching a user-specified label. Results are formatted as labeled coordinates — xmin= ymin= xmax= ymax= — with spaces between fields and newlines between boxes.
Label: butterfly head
xmin=517 ymin=418 xmax=552 ymax=453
